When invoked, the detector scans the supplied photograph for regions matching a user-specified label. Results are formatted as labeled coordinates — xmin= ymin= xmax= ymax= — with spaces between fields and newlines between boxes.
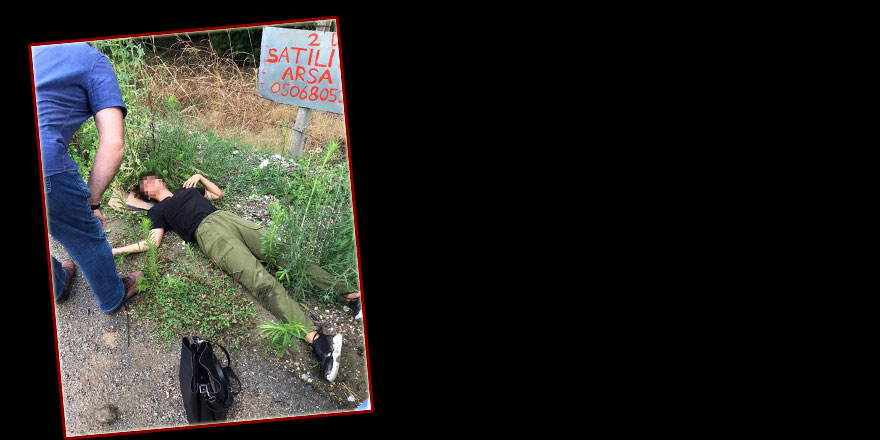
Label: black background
xmin=13 ymin=10 xmax=462 ymax=438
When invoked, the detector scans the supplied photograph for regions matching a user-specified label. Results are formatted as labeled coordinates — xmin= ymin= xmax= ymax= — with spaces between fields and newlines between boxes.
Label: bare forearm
xmin=112 ymin=229 xmax=163 ymax=255
xmin=113 ymin=240 xmax=148 ymax=255
xmin=87 ymin=139 xmax=123 ymax=205
xmin=89 ymin=107 xmax=125 ymax=206
xmin=199 ymin=175 xmax=223 ymax=198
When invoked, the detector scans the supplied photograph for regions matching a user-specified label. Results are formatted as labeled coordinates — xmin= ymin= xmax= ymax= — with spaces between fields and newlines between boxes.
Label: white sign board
xmin=258 ymin=26 xmax=344 ymax=114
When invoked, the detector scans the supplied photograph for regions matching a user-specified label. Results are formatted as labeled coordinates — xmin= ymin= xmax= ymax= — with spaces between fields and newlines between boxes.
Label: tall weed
xmin=260 ymin=142 xmax=358 ymax=304
xmin=258 ymin=314 xmax=309 ymax=357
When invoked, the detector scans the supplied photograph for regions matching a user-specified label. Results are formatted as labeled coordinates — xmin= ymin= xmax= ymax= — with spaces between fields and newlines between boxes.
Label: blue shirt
xmin=32 ymin=42 xmax=127 ymax=177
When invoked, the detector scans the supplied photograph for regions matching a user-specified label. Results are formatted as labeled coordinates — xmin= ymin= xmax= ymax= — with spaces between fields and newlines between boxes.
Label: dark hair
xmin=136 ymin=172 xmax=164 ymax=202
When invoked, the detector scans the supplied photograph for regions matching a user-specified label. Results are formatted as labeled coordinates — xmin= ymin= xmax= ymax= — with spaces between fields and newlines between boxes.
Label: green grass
xmin=99 ymin=125 xmax=265 ymax=350
xmin=67 ymin=37 xmax=358 ymax=353
xmin=257 ymin=143 xmax=359 ymax=305
xmin=97 ymin=116 xmax=356 ymax=352
xmin=111 ymin=208 xmax=257 ymax=349
xmin=129 ymin=268 xmax=258 ymax=349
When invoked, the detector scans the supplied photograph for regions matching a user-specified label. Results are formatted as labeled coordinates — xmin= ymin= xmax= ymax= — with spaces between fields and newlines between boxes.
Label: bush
xmin=207 ymin=22 xmax=326 ymax=67
xmin=70 ymin=33 xmax=356 ymax=342
xmin=208 ymin=28 xmax=262 ymax=67
xmin=259 ymin=142 xmax=359 ymax=304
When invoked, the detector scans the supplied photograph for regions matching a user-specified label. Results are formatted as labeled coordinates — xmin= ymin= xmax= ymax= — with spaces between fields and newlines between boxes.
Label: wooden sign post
xmin=257 ymin=20 xmax=342 ymax=158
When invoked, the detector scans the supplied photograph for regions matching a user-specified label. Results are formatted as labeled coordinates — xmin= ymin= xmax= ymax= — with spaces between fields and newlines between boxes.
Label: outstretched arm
xmin=182 ymin=173 xmax=223 ymax=200
xmin=112 ymin=228 xmax=165 ymax=255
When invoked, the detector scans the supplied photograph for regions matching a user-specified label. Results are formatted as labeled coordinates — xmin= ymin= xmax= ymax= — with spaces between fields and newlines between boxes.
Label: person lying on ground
xmin=111 ymin=172 xmax=360 ymax=382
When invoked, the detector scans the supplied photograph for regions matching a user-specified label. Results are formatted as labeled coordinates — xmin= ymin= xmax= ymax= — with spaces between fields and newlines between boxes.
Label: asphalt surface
xmin=48 ymin=236 xmax=343 ymax=437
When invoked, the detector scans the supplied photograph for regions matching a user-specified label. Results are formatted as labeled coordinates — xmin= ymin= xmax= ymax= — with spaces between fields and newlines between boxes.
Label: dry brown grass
xmin=139 ymin=35 xmax=347 ymax=153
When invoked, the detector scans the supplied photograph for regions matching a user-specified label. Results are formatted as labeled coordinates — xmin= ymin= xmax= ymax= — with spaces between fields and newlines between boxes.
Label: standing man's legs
xmin=50 ymin=256 xmax=67 ymax=300
xmin=45 ymin=171 xmax=124 ymax=312
xmin=50 ymin=256 xmax=77 ymax=301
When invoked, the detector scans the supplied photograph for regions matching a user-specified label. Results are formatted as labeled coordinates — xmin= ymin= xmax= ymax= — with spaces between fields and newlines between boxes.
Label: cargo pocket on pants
xmin=221 ymin=244 xmax=258 ymax=285
xmin=201 ymin=231 xmax=234 ymax=271
xmin=224 ymin=213 xmax=263 ymax=231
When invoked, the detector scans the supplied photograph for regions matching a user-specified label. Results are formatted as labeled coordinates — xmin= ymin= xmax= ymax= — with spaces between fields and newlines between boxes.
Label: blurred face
xmin=140 ymin=176 xmax=164 ymax=200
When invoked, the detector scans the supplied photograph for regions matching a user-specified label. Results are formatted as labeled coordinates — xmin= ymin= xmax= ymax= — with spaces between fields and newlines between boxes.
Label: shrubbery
xmin=69 ymin=36 xmax=357 ymax=350
xmin=258 ymin=142 xmax=359 ymax=304
xmin=206 ymin=21 xmax=325 ymax=67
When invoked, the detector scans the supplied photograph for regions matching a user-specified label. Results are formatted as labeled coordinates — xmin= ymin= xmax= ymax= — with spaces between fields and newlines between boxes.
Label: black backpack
xmin=179 ymin=337 xmax=241 ymax=424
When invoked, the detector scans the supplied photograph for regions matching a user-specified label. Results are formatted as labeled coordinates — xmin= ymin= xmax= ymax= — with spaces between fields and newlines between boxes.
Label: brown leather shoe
xmin=109 ymin=270 xmax=144 ymax=313
xmin=57 ymin=260 xmax=77 ymax=303
xmin=119 ymin=270 xmax=144 ymax=306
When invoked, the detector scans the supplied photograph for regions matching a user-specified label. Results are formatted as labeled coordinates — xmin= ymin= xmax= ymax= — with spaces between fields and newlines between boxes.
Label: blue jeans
xmin=45 ymin=170 xmax=124 ymax=312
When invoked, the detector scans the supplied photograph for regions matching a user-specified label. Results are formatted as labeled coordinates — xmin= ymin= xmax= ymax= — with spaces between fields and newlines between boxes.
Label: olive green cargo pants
xmin=194 ymin=210 xmax=342 ymax=332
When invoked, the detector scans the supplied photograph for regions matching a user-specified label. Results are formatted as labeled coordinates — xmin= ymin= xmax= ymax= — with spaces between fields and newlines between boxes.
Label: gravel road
xmin=49 ymin=236 xmax=350 ymax=437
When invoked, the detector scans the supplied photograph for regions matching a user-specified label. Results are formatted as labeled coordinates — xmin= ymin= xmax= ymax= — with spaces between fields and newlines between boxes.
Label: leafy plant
xmin=260 ymin=202 xmax=285 ymax=264
xmin=122 ymin=200 xmax=256 ymax=349
xmin=184 ymin=243 xmax=197 ymax=266
xmin=259 ymin=142 xmax=358 ymax=305
xmin=128 ymin=250 xmax=257 ymax=349
xmin=258 ymin=314 xmax=309 ymax=357
xmin=63 ymin=34 xmax=354 ymax=354
xmin=207 ymin=22 xmax=322 ymax=67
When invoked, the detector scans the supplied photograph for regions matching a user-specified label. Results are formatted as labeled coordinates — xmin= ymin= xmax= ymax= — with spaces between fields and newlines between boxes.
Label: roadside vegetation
xmin=72 ymin=35 xmax=357 ymax=351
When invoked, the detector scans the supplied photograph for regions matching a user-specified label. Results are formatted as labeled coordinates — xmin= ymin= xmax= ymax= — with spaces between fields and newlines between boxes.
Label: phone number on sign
xmin=268 ymin=83 xmax=344 ymax=104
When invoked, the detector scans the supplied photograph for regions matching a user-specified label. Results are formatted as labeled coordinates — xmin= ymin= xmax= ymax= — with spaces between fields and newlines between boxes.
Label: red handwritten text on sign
xmin=258 ymin=27 xmax=343 ymax=114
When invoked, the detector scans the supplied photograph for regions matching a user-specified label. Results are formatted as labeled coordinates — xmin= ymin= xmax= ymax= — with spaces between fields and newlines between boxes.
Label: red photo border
xmin=29 ymin=15 xmax=372 ymax=439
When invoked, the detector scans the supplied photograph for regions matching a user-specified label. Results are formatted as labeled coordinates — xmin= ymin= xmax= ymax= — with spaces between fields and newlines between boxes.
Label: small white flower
xmin=274 ymin=154 xmax=282 ymax=160
xmin=259 ymin=159 xmax=270 ymax=168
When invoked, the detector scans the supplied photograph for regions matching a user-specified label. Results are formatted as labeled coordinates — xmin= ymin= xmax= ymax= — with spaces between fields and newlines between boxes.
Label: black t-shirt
xmin=146 ymin=187 xmax=217 ymax=243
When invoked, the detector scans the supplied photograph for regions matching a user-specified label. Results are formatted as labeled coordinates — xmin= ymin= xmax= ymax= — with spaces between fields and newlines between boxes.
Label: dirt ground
xmin=48 ymin=179 xmax=370 ymax=437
